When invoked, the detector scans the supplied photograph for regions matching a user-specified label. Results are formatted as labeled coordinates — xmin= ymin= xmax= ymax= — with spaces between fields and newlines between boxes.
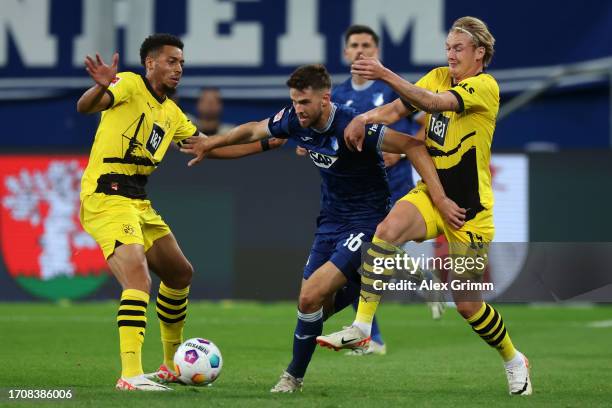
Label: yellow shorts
xmin=80 ymin=193 xmax=171 ymax=259
xmin=400 ymin=182 xmax=495 ymax=278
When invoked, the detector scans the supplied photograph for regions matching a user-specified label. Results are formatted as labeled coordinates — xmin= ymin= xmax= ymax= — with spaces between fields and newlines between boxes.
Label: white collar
xmin=351 ymin=79 xmax=374 ymax=91
xmin=311 ymin=103 xmax=337 ymax=133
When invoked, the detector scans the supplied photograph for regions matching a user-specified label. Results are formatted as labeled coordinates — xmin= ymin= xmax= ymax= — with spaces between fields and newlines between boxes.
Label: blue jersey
xmin=267 ymin=103 xmax=390 ymax=226
xmin=332 ymin=78 xmax=417 ymax=202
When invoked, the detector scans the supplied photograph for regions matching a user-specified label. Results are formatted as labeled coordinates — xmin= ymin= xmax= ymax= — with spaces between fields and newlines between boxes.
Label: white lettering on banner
xmin=73 ymin=0 xmax=154 ymax=67
xmin=1 ymin=0 xmax=450 ymax=70
xmin=352 ymin=0 xmax=446 ymax=64
xmin=117 ymin=0 xmax=154 ymax=66
xmin=183 ymin=0 xmax=262 ymax=66
xmin=278 ymin=0 xmax=324 ymax=65
xmin=0 ymin=0 xmax=57 ymax=67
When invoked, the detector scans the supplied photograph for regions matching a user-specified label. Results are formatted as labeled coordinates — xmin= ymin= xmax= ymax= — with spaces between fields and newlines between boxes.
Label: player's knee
xmin=455 ymin=301 xmax=481 ymax=319
xmin=111 ymin=245 xmax=150 ymax=289
xmin=177 ymin=261 xmax=194 ymax=288
xmin=375 ymin=218 xmax=403 ymax=245
xmin=123 ymin=260 xmax=151 ymax=292
xmin=165 ymin=261 xmax=193 ymax=289
xmin=298 ymin=288 xmax=323 ymax=314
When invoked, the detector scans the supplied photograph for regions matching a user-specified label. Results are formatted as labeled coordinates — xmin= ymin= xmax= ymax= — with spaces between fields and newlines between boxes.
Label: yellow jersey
xmin=407 ymin=67 xmax=499 ymax=221
xmin=80 ymin=72 xmax=197 ymax=200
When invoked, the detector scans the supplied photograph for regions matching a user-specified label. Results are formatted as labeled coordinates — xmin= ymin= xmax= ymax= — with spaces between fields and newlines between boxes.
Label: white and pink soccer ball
xmin=173 ymin=338 xmax=223 ymax=386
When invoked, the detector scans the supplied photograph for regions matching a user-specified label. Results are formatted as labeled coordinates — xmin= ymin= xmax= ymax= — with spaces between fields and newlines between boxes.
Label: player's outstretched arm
xmin=344 ymin=99 xmax=409 ymax=152
xmin=206 ymin=137 xmax=286 ymax=159
xmin=179 ymin=119 xmax=270 ymax=166
xmin=381 ymin=129 xmax=466 ymax=229
xmin=76 ymin=53 xmax=119 ymax=114
xmin=352 ymin=57 xmax=459 ymax=114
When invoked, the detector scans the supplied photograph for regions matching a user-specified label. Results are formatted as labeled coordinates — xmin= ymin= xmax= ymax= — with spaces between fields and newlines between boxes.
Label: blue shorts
xmin=303 ymin=218 xmax=378 ymax=283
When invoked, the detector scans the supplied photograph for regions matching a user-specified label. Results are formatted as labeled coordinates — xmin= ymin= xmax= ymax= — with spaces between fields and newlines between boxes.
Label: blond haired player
xmin=317 ymin=17 xmax=532 ymax=396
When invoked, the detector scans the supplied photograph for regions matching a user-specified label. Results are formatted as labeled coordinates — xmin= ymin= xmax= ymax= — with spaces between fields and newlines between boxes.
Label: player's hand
xmin=179 ymin=135 xmax=217 ymax=167
xmin=84 ymin=52 xmax=119 ymax=88
xmin=383 ymin=152 xmax=402 ymax=168
xmin=344 ymin=114 xmax=367 ymax=152
xmin=295 ymin=146 xmax=308 ymax=156
xmin=433 ymin=196 xmax=466 ymax=229
xmin=351 ymin=56 xmax=387 ymax=81
xmin=268 ymin=137 xmax=287 ymax=149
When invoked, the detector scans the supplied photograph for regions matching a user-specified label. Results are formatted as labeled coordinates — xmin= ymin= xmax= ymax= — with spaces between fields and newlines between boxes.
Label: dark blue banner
xmin=0 ymin=0 xmax=610 ymax=97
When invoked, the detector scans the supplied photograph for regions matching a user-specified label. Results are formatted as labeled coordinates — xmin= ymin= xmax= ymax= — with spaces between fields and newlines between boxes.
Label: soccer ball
xmin=173 ymin=338 xmax=223 ymax=386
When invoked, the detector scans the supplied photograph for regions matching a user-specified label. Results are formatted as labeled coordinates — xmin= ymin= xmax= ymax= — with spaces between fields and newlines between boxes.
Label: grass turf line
xmin=0 ymin=302 xmax=610 ymax=407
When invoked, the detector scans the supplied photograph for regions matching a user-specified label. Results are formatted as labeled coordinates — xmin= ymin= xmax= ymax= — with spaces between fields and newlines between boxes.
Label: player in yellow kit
xmin=317 ymin=17 xmax=532 ymax=396
xmin=78 ymin=34 xmax=203 ymax=391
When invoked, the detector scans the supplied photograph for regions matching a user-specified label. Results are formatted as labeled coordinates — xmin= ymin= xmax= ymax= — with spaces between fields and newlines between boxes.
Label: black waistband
xmin=95 ymin=173 xmax=148 ymax=199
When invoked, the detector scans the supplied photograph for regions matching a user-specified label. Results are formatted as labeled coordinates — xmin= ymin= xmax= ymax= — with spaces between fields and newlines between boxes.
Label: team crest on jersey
xmin=331 ymin=137 xmax=339 ymax=151
xmin=373 ymin=92 xmax=384 ymax=106
xmin=0 ymin=156 xmax=108 ymax=300
xmin=273 ymin=108 xmax=285 ymax=123
xmin=308 ymin=151 xmax=338 ymax=169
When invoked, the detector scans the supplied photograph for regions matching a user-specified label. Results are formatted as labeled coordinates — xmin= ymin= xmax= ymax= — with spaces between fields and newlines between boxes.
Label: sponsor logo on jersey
xmin=427 ymin=112 xmax=450 ymax=146
xmin=308 ymin=150 xmax=338 ymax=169
xmin=146 ymin=123 xmax=166 ymax=156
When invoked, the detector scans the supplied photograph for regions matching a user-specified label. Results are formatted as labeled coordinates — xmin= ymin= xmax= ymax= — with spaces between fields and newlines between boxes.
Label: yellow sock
xmin=355 ymin=236 xmax=397 ymax=326
xmin=156 ymin=282 xmax=189 ymax=368
xmin=467 ymin=302 xmax=517 ymax=361
xmin=117 ymin=289 xmax=149 ymax=378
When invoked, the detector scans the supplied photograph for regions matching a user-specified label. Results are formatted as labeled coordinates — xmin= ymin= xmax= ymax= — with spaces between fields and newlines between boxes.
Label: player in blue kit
xmin=332 ymin=25 xmax=444 ymax=354
xmin=333 ymin=25 xmax=422 ymax=206
xmin=179 ymin=64 xmax=464 ymax=392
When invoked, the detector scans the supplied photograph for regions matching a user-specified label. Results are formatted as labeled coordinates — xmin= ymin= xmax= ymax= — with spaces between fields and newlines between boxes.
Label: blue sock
xmin=352 ymin=298 xmax=384 ymax=345
xmin=332 ymin=284 xmax=360 ymax=316
xmin=286 ymin=308 xmax=323 ymax=379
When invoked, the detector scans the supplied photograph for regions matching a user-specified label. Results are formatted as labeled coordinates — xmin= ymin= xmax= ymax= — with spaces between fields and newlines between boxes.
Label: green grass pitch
xmin=0 ymin=302 xmax=610 ymax=407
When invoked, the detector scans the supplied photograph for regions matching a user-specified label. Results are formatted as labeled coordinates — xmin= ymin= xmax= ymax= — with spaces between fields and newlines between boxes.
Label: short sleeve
xmin=173 ymin=111 xmax=199 ymax=143
xmin=449 ymin=75 xmax=495 ymax=113
xmin=105 ymin=72 xmax=135 ymax=109
xmin=362 ymin=123 xmax=387 ymax=153
xmin=266 ymin=106 xmax=293 ymax=139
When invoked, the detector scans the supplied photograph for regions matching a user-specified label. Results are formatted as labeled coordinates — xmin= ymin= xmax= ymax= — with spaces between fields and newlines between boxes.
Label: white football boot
xmin=270 ymin=371 xmax=303 ymax=393
xmin=116 ymin=374 xmax=172 ymax=391
xmin=316 ymin=325 xmax=370 ymax=351
xmin=505 ymin=352 xmax=533 ymax=396
xmin=143 ymin=364 xmax=180 ymax=384
xmin=345 ymin=339 xmax=387 ymax=356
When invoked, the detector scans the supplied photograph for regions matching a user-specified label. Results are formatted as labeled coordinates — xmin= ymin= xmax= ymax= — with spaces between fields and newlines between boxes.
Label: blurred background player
xmin=196 ymin=87 xmax=235 ymax=136
xmin=77 ymin=34 xmax=205 ymax=391
xmin=179 ymin=64 xmax=462 ymax=392
xmin=317 ymin=17 xmax=532 ymax=396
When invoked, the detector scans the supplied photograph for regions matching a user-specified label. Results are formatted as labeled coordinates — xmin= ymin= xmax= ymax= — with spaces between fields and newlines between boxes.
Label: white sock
xmin=352 ymin=321 xmax=372 ymax=337
xmin=504 ymin=351 xmax=523 ymax=368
